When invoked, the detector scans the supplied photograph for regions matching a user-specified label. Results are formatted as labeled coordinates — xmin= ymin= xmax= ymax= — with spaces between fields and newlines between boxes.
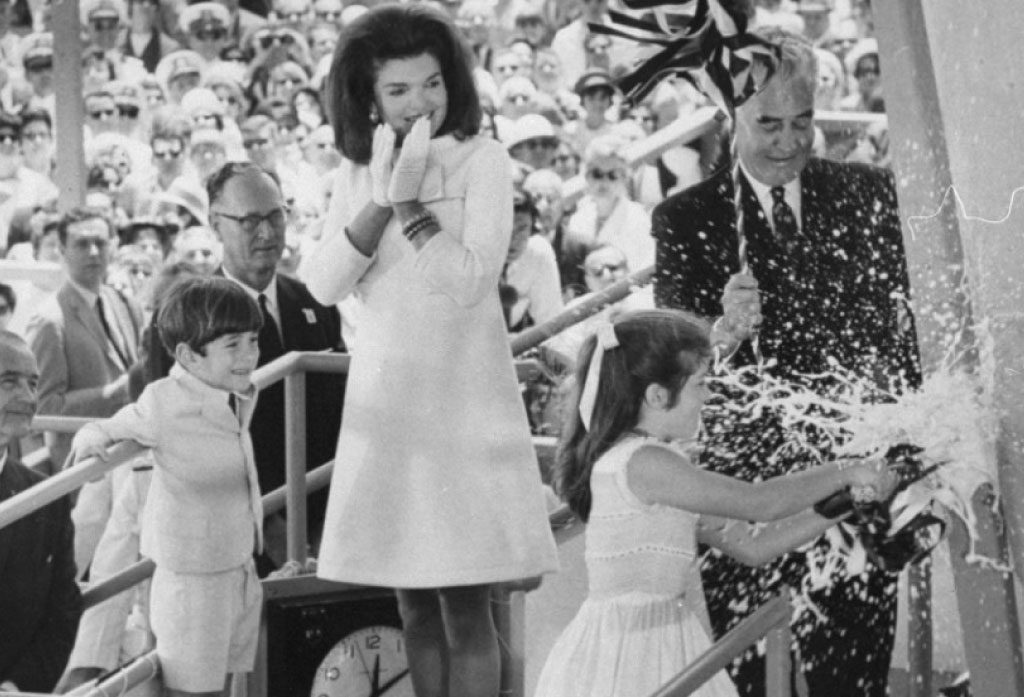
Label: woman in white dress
xmin=535 ymin=310 xmax=896 ymax=696
xmin=301 ymin=5 xmax=558 ymax=697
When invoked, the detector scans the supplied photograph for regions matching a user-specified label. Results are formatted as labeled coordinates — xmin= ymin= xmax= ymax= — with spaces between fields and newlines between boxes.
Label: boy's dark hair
xmin=157 ymin=276 xmax=263 ymax=356
xmin=56 ymin=207 xmax=113 ymax=245
xmin=326 ymin=3 xmax=481 ymax=164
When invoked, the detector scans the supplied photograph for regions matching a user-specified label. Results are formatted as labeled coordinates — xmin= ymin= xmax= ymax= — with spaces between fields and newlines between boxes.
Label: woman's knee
xmin=439 ymin=585 xmax=495 ymax=648
xmin=396 ymin=588 xmax=442 ymax=629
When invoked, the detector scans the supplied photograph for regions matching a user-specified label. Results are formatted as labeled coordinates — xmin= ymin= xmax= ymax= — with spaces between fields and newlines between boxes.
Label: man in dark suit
xmin=652 ymin=29 xmax=920 ymax=697
xmin=0 ymin=330 xmax=82 ymax=692
xmin=208 ymin=162 xmax=345 ymax=572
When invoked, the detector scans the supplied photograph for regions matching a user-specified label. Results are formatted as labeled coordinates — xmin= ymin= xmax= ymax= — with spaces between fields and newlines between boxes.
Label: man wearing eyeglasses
xmin=207 ymin=162 xmax=345 ymax=575
xmin=0 ymin=113 xmax=58 ymax=251
xmin=81 ymin=0 xmax=146 ymax=83
xmin=19 ymin=33 xmax=55 ymax=116
xmin=180 ymin=1 xmax=231 ymax=67
xmin=311 ymin=0 xmax=342 ymax=28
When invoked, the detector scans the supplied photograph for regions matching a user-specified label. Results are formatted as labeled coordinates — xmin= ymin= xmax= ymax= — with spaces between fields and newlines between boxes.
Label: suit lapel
xmin=0 ymin=465 xmax=14 ymax=576
xmin=102 ymin=286 xmax=138 ymax=364
xmin=64 ymin=284 xmax=126 ymax=371
xmin=276 ymin=277 xmax=315 ymax=352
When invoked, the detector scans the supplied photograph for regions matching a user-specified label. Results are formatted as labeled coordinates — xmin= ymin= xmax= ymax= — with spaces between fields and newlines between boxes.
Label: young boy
xmin=72 ymin=276 xmax=263 ymax=697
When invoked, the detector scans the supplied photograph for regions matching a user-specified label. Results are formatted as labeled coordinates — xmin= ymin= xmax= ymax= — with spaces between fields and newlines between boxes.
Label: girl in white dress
xmin=302 ymin=5 xmax=558 ymax=697
xmin=534 ymin=310 xmax=896 ymax=697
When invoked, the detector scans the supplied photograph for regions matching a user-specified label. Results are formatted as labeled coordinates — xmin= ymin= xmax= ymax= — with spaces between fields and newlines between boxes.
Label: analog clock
xmin=310 ymin=625 xmax=413 ymax=697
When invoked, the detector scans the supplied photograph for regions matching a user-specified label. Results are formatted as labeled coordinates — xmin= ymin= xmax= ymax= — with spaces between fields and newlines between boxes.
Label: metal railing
xmin=648 ymin=594 xmax=793 ymax=697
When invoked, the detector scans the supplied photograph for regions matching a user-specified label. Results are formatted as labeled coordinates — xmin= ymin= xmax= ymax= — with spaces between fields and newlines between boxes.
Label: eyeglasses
xmin=273 ymin=77 xmax=303 ymax=88
xmin=89 ymin=108 xmax=117 ymax=120
xmin=495 ymin=64 xmax=519 ymax=75
xmin=244 ymin=138 xmax=269 ymax=149
xmin=0 ymin=134 xmax=19 ymax=146
xmin=152 ymin=141 xmax=183 ymax=158
xmin=554 ymin=154 xmax=577 ymax=164
xmin=585 ymin=261 xmax=626 ymax=276
xmin=315 ymin=9 xmax=340 ymax=19
xmin=214 ymin=206 xmax=289 ymax=234
xmin=519 ymin=138 xmax=556 ymax=150
xmin=25 ymin=59 xmax=53 ymax=73
xmin=257 ymin=32 xmax=296 ymax=49
xmin=195 ymin=28 xmax=227 ymax=41
xmin=92 ymin=17 xmax=119 ymax=30
xmin=118 ymin=104 xmax=140 ymax=119
xmin=506 ymin=94 xmax=531 ymax=105
xmin=587 ymin=167 xmax=622 ymax=182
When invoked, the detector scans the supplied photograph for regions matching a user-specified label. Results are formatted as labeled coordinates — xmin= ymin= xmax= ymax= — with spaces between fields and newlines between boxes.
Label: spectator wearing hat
xmin=242 ymin=23 xmax=311 ymax=104
xmin=497 ymin=75 xmax=539 ymax=121
xmin=106 ymin=83 xmax=151 ymax=172
xmin=82 ymin=0 xmax=147 ymax=82
xmin=151 ymin=175 xmax=209 ymax=230
xmin=119 ymin=216 xmax=172 ymax=267
xmin=840 ymin=37 xmax=882 ymax=112
xmin=84 ymin=89 xmax=121 ymax=140
xmin=19 ymin=33 xmax=54 ymax=117
xmin=180 ymin=1 xmax=231 ymax=67
xmin=796 ymin=0 xmax=834 ymax=46
xmin=512 ymin=0 xmax=552 ymax=49
xmin=307 ymin=19 xmax=337 ymax=65
xmin=122 ymin=0 xmax=179 ymax=73
xmin=563 ymin=68 xmax=617 ymax=157
xmin=210 ymin=0 xmax=265 ymax=48
xmin=202 ymin=64 xmax=248 ymax=123
xmin=490 ymin=46 xmax=529 ymax=88
xmin=19 ymin=108 xmax=52 ymax=178
xmin=154 ymin=49 xmax=203 ymax=104
xmin=501 ymin=189 xmax=563 ymax=333
xmin=505 ymin=113 xmax=558 ymax=173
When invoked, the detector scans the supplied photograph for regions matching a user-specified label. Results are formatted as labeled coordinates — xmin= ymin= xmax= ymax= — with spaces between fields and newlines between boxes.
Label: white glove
xmin=368 ymin=124 xmax=396 ymax=207
xmin=388 ymin=116 xmax=431 ymax=203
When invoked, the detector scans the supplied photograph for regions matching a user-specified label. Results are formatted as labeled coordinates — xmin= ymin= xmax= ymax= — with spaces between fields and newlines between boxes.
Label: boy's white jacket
xmin=72 ymin=364 xmax=263 ymax=574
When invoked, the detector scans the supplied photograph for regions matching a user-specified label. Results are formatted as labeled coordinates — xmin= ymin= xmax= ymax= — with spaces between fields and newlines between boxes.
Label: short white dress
xmin=534 ymin=435 xmax=739 ymax=697
xmin=303 ymin=135 xmax=559 ymax=588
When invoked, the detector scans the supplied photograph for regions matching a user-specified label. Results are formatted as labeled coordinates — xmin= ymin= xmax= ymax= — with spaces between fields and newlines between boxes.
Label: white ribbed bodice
xmin=585 ymin=435 xmax=701 ymax=599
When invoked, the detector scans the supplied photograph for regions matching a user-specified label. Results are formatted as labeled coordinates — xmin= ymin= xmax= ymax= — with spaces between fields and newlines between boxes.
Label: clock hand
xmin=374 ymin=668 xmax=411 ymax=697
xmin=371 ymin=655 xmax=381 ymax=694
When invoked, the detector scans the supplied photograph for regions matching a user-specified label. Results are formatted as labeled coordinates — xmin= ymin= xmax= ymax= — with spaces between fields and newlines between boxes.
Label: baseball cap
xmin=574 ymin=69 xmax=616 ymax=97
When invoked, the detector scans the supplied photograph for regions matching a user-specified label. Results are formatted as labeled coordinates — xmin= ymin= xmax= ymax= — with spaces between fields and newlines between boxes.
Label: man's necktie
xmin=770 ymin=186 xmax=798 ymax=246
xmin=258 ymin=293 xmax=285 ymax=363
xmin=96 ymin=294 xmax=130 ymax=368
xmin=228 ymin=393 xmax=238 ymax=415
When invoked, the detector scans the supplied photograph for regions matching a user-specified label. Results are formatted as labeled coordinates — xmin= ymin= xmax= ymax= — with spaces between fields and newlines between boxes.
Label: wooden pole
xmin=52 ymin=0 xmax=85 ymax=210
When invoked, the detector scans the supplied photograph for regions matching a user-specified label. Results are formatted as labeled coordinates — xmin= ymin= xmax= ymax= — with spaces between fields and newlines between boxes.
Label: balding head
xmin=0 ymin=331 xmax=39 ymax=447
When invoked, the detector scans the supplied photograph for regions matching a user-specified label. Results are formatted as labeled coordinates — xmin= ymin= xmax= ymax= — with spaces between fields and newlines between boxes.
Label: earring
xmin=369 ymin=106 xmax=379 ymax=124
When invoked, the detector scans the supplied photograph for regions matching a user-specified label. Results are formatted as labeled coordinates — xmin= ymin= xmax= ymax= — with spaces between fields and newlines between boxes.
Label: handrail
xmin=78 ymin=650 xmax=161 ymax=697
xmin=80 ymin=457 xmax=335 ymax=610
xmin=511 ymin=265 xmax=655 ymax=356
xmin=0 ymin=441 xmax=145 ymax=530
xmin=647 ymin=594 xmax=792 ymax=697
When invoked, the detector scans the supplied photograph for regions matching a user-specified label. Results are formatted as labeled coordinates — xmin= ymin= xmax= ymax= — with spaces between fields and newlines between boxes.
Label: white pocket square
xmin=303 ymin=309 xmax=317 ymax=324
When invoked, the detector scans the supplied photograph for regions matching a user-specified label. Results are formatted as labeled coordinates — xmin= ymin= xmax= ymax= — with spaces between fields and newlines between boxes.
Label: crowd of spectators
xmin=0 ymin=0 xmax=891 ymax=690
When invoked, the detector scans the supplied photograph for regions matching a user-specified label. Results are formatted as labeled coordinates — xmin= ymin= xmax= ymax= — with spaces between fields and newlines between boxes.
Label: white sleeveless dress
xmin=534 ymin=435 xmax=739 ymax=697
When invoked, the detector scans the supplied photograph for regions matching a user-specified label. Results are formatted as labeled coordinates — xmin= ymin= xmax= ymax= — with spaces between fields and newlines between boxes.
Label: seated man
xmin=0 ymin=330 xmax=82 ymax=691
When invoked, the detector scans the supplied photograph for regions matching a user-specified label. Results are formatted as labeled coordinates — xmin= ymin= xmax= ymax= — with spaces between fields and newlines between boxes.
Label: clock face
xmin=310 ymin=625 xmax=413 ymax=697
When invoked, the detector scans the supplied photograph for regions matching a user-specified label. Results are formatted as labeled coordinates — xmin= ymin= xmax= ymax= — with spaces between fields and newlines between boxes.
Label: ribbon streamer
xmin=578 ymin=324 xmax=621 ymax=431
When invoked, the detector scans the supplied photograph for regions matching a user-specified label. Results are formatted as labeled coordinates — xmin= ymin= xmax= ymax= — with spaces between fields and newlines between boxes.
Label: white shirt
xmin=741 ymin=162 xmax=802 ymax=235
xmin=222 ymin=269 xmax=282 ymax=340
xmin=0 ymin=448 xmax=7 ymax=479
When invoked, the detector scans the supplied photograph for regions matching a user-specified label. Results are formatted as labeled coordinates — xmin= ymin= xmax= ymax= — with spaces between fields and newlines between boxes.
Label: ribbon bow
xmin=578 ymin=323 xmax=620 ymax=431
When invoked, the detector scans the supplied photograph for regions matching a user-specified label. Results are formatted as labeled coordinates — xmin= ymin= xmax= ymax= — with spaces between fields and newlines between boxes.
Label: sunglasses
xmin=0 ymin=134 xmax=18 ymax=145
xmin=92 ymin=17 xmax=119 ymax=30
xmin=89 ymin=108 xmax=117 ymax=120
xmin=152 ymin=143 xmax=183 ymax=158
xmin=25 ymin=59 xmax=53 ymax=73
xmin=244 ymin=138 xmax=270 ymax=149
xmin=315 ymin=9 xmax=340 ymax=19
xmin=587 ymin=168 xmax=622 ymax=182
xmin=585 ymin=261 xmax=626 ymax=276
xmin=257 ymin=32 xmax=296 ymax=49
xmin=118 ymin=104 xmax=140 ymax=119
xmin=195 ymin=28 xmax=227 ymax=41
xmin=214 ymin=206 xmax=289 ymax=234
xmin=506 ymin=94 xmax=531 ymax=105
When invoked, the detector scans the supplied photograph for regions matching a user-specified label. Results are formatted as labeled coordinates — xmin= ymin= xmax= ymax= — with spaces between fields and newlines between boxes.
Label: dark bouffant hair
xmin=554 ymin=309 xmax=712 ymax=522
xmin=157 ymin=276 xmax=262 ymax=356
xmin=326 ymin=2 xmax=481 ymax=164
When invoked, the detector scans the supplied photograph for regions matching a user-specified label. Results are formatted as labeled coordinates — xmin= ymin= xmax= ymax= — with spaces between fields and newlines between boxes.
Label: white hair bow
xmin=578 ymin=323 xmax=620 ymax=431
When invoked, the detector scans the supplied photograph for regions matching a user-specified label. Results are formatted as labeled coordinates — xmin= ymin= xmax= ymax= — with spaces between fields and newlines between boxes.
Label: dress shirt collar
xmin=68 ymin=278 xmax=101 ymax=308
xmin=222 ymin=269 xmax=279 ymax=324
xmin=169 ymin=363 xmax=256 ymax=413
xmin=739 ymin=161 xmax=802 ymax=234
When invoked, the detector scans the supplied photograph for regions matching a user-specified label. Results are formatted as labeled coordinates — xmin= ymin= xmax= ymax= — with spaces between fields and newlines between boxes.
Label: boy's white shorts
xmin=150 ymin=559 xmax=262 ymax=692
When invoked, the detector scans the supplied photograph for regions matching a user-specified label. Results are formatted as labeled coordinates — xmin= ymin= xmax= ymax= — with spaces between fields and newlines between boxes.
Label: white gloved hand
xmin=388 ymin=115 xmax=432 ymax=203
xmin=368 ymin=123 xmax=396 ymax=207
